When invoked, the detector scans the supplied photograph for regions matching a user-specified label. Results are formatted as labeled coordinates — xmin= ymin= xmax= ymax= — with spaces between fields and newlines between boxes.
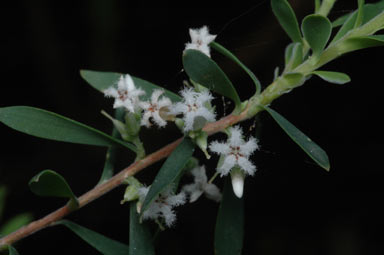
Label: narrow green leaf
xmin=214 ymin=177 xmax=244 ymax=255
xmin=301 ymin=14 xmax=332 ymax=58
xmin=210 ymin=42 xmax=262 ymax=95
xmin=340 ymin=35 xmax=384 ymax=53
xmin=312 ymin=71 xmax=351 ymax=84
xmin=314 ymin=0 xmax=320 ymax=13
xmin=262 ymin=106 xmax=330 ymax=171
xmin=182 ymin=49 xmax=241 ymax=108
xmin=80 ymin=70 xmax=181 ymax=102
xmin=0 ymin=186 xmax=6 ymax=221
xmin=0 ymin=106 xmax=136 ymax=152
xmin=57 ymin=220 xmax=129 ymax=255
xmin=98 ymin=108 xmax=125 ymax=184
xmin=129 ymin=203 xmax=155 ymax=255
xmin=332 ymin=1 xmax=384 ymax=42
xmin=29 ymin=170 xmax=79 ymax=208
xmin=0 ymin=213 xmax=33 ymax=237
xmin=271 ymin=0 xmax=303 ymax=43
xmin=332 ymin=13 xmax=352 ymax=28
xmin=354 ymin=0 xmax=365 ymax=28
xmin=284 ymin=42 xmax=303 ymax=71
xmin=8 ymin=246 xmax=19 ymax=255
xmin=141 ymin=138 xmax=195 ymax=214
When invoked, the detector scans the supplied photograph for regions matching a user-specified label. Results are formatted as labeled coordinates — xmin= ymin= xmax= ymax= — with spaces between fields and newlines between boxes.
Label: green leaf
xmin=301 ymin=14 xmax=332 ymax=58
xmin=8 ymin=246 xmax=19 ymax=255
xmin=271 ymin=0 xmax=303 ymax=43
xmin=210 ymin=42 xmax=262 ymax=95
xmin=332 ymin=1 xmax=384 ymax=42
xmin=80 ymin=70 xmax=181 ymax=102
xmin=29 ymin=170 xmax=79 ymax=209
xmin=0 ymin=106 xmax=136 ymax=152
xmin=129 ymin=203 xmax=155 ymax=255
xmin=182 ymin=49 xmax=242 ymax=108
xmin=57 ymin=220 xmax=129 ymax=255
xmin=312 ymin=71 xmax=351 ymax=84
xmin=314 ymin=0 xmax=320 ymax=13
xmin=354 ymin=0 xmax=365 ymax=28
xmin=262 ymin=106 xmax=330 ymax=171
xmin=332 ymin=13 xmax=352 ymax=28
xmin=0 ymin=213 xmax=33 ymax=237
xmin=340 ymin=35 xmax=384 ymax=53
xmin=0 ymin=186 xmax=6 ymax=221
xmin=98 ymin=108 xmax=125 ymax=184
xmin=141 ymin=138 xmax=195 ymax=214
xmin=214 ymin=177 xmax=244 ymax=255
xmin=280 ymin=72 xmax=305 ymax=89
xmin=284 ymin=42 xmax=303 ymax=71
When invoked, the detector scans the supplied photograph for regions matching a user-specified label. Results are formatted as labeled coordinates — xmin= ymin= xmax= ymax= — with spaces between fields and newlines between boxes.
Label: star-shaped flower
xmin=138 ymin=187 xmax=186 ymax=228
xmin=182 ymin=165 xmax=222 ymax=203
xmin=185 ymin=26 xmax=217 ymax=57
xmin=139 ymin=89 xmax=172 ymax=128
xmin=209 ymin=126 xmax=259 ymax=177
xmin=172 ymin=87 xmax=216 ymax=132
xmin=104 ymin=74 xmax=145 ymax=113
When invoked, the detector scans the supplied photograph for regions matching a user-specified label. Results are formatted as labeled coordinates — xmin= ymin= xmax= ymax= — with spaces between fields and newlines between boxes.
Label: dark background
xmin=1 ymin=1 xmax=384 ymax=254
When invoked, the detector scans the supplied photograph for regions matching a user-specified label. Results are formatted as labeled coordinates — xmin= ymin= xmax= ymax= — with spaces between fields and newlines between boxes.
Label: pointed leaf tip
xmin=262 ymin=106 xmax=330 ymax=171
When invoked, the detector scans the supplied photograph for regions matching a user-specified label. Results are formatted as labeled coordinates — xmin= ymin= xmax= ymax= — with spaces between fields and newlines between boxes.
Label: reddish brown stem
xmin=0 ymin=112 xmax=245 ymax=248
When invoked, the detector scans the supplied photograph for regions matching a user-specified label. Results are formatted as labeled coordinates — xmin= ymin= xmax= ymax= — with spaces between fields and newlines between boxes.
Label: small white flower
xmin=138 ymin=187 xmax=186 ymax=227
xmin=185 ymin=26 xmax=217 ymax=57
xmin=209 ymin=126 xmax=259 ymax=177
xmin=182 ymin=166 xmax=222 ymax=203
xmin=139 ymin=89 xmax=172 ymax=128
xmin=104 ymin=74 xmax=145 ymax=113
xmin=172 ymin=87 xmax=216 ymax=132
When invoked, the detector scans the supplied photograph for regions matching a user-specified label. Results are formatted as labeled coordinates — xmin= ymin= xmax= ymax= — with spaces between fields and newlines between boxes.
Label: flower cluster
xmin=104 ymin=26 xmax=259 ymax=226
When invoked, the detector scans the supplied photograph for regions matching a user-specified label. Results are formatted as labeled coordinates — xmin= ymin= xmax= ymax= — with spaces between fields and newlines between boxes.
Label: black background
xmin=1 ymin=1 xmax=384 ymax=254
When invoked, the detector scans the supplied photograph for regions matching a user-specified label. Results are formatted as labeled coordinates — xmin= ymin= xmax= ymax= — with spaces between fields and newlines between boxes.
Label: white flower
xmin=138 ymin=187 xmax=186 ymax=227
xmin=172 ymin=88 xmax=216 ymax=132
xmin=185 ymin=26 xmax=217 ymax=57
xmin=182 ymin=166 xmax=222 ymax=203
xmin=139 ymin=89 xmax=172 ymax=128
xmin=104 ymin=74 xmax=145 ymax=113
xmin=209 ymin=126 xmax=259 ymax=177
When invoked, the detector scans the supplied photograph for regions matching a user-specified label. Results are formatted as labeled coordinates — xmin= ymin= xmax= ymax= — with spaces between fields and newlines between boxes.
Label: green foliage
xmin=210 ymin=42 xmax=262 ymax=95
xmin=332 ymin=1 xmax=384 ymax=42
xmin=311 ymin=71 xmax=351 ymax=84
xmin=271 ymin=0 xmax=303 ymax=43
xmin=0 ymin=106 xmax=136 ymax=152
xmin=262 ymin=106 xmax=330 ymax=171
xmin=214 ymin=178 xmax=244 ymax=255
xmin=80 ymin=70 xmax=181 ymax=102
xmin=57 ymin=220 xmax=129 ymax=255
xmin=354 ymin=0 xmax=365 ymax=28
xmin=141 ymin=138 xmax=195 ymax=215
xmin=129 ymin=203 xmax=155 ymax=255
xmin=301 ymin=15 xmax=332 ymax=58
xmin=0 ymin=213 xmax=33 ymax=237
xmin=182 ymin=49 xmax=242 ymax=109
xmin=29 ymin=170 xmax=79 ymax=209
xmin=8 ymin=246 xmax=19 ymax=255
xmin=98 ymin=108 xmax=125 ymax=184
xmin=284 ymin=42 xmax=303 ymax=72
xmin=340 ymin=35 xmax=384 ymax=53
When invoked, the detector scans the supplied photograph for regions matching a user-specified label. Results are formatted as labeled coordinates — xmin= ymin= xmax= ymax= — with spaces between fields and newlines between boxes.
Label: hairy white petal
xmin=185 ymin=26 xmax=216 ymax=57
xmin=189 ymin=189 xmax=204 ymax=203
xmin=229 ymin=126 xmax=244 ymax=147
xmin=191 ymin=166 xmax=208 ymax=184
xmin=141 ymin=111 xmax=153 ymax=128
xmin=237 ymin=157 xmax=256 ymax=176
xmin=165 ymin=192 xmax=186 ymax=207
xmin=209 ymin=141 xmax=231 ymax=155
xmin=152 ymin=111 xmax=167 ymax=127
xmin=240 ymin=137 xmax=259 ymax=157
xmin=104 ymin=87 xmax=119 ymax=98
xmin=161 ymin=206 xmax=176 ymax=227
xmin=219 ymin=155 xmax=237 ymax=176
